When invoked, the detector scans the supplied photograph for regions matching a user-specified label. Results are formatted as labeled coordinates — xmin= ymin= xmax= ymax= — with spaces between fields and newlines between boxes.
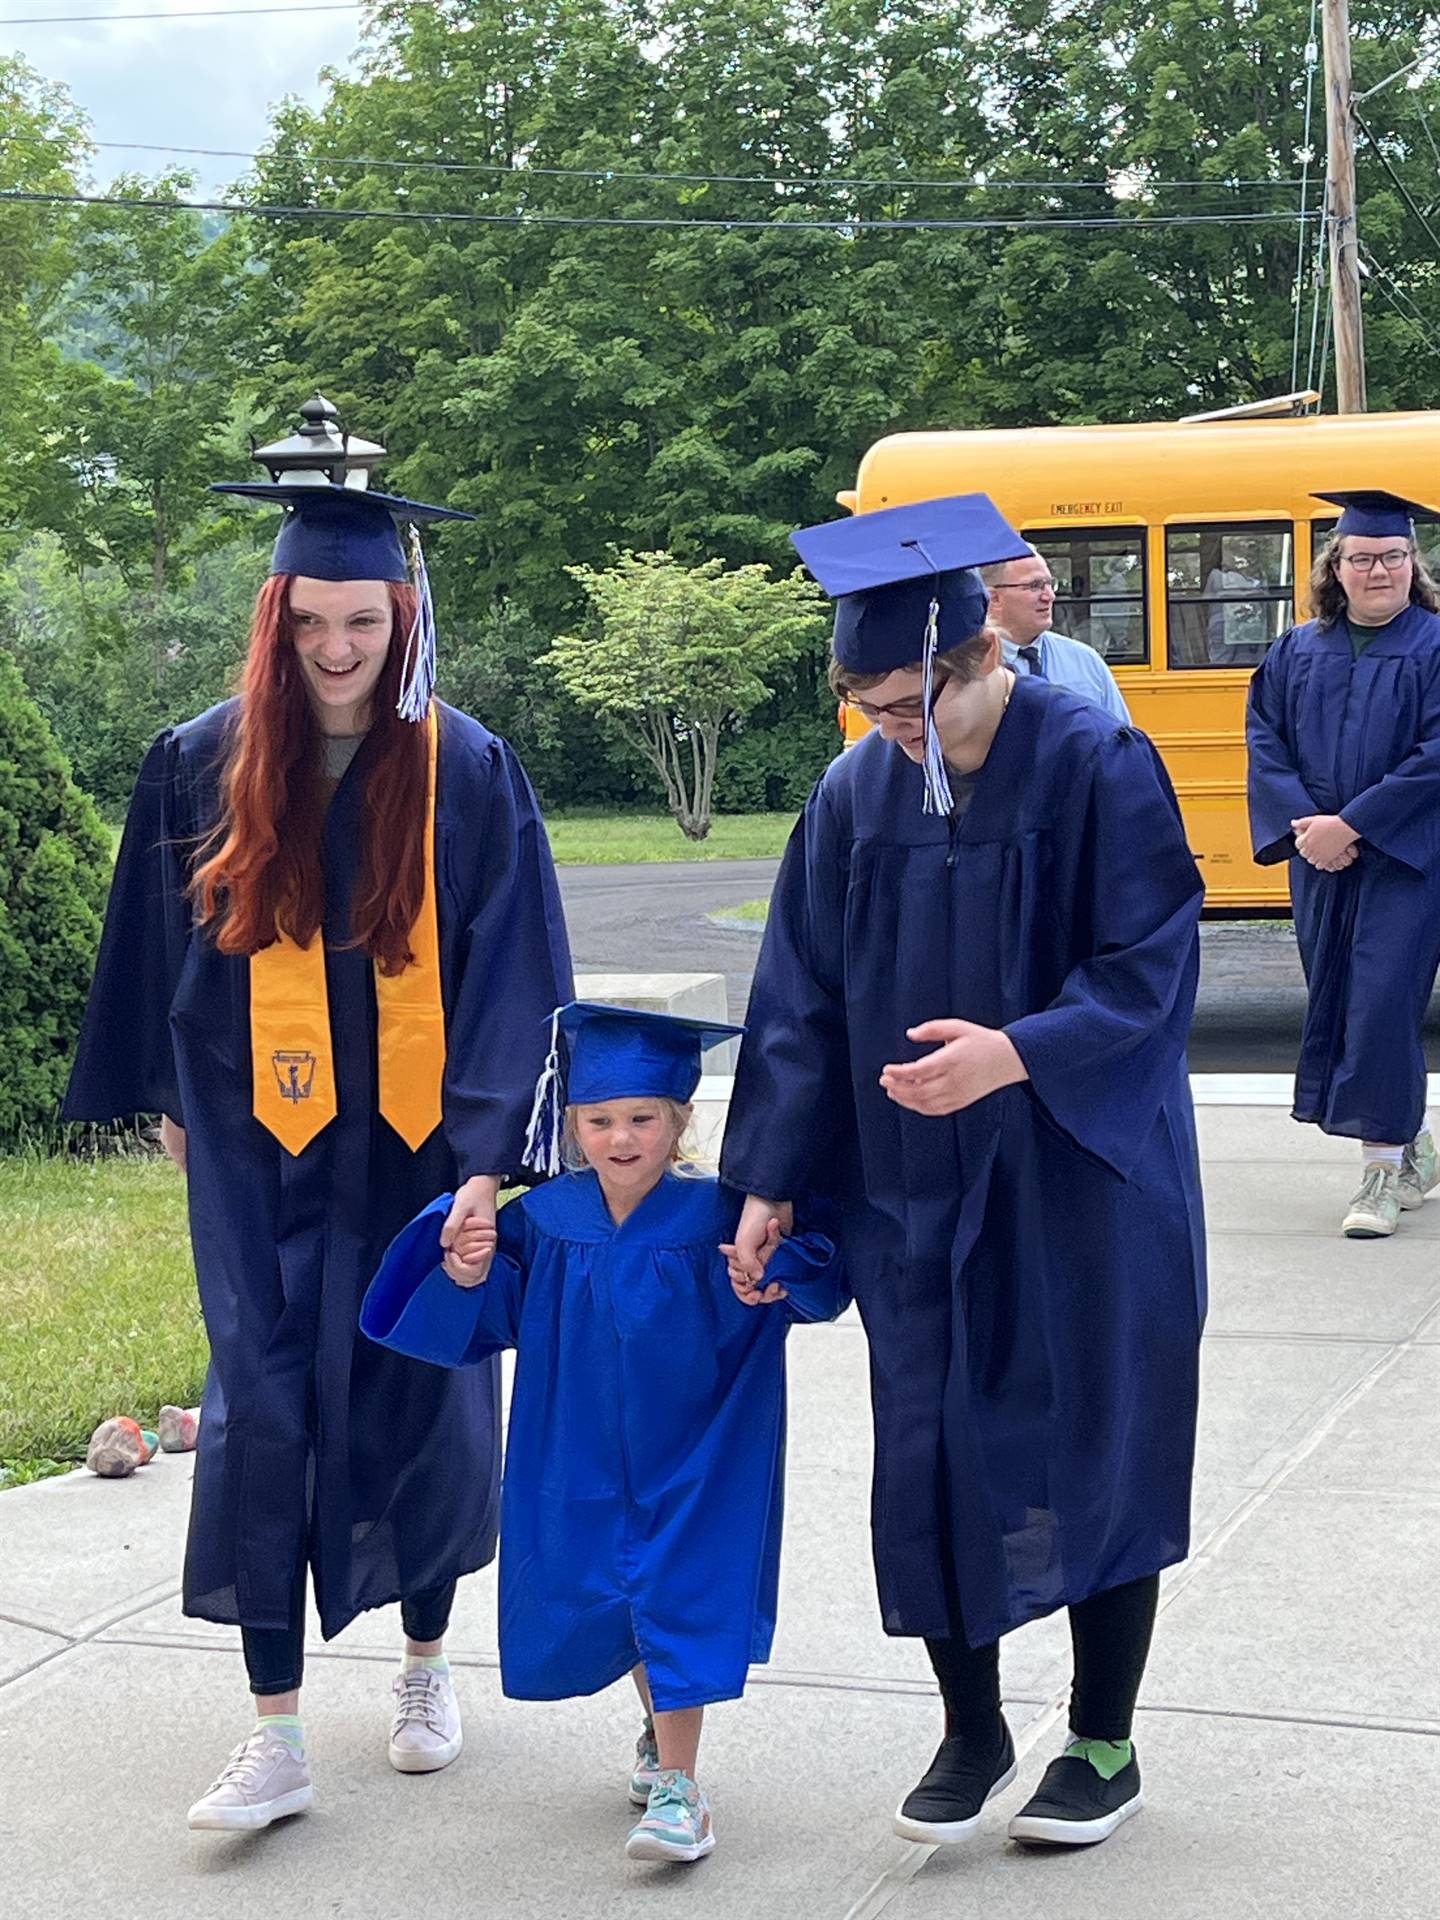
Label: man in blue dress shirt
xmin=981 ymin=548 xmax=1131 ymax=721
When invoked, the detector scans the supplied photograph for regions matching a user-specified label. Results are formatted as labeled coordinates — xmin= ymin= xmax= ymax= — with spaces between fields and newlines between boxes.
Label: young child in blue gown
xmin=361 ymin=1001 xmax=846 ymax=1865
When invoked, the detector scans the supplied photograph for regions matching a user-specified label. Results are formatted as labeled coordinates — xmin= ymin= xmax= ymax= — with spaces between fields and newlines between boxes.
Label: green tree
xmin=0 ymin=649 xmax=110 ymax=1146
xmin=0 ymin=58 xmax=90 ymax=555
xmin=548 ymin=551 xmax=827 ymax=838
xmin=62 ymin=171 xmax=255 ymax=589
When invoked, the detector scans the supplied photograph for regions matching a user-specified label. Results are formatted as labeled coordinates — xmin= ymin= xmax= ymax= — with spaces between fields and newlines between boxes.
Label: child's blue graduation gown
xmin=62 ymin=699 xmax=573 ymax=1639
xmin=721 ymin=678 xmax=1207 ymax=1649
xmin=1247 ymin=604 xmax=1440 ymax=1142
xmin=362 ymin=1169 xmax=846 ymax=1711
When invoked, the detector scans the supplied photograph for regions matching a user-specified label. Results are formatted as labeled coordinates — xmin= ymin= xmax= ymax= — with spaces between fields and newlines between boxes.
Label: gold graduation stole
xmin=249 ymin=709 xmax=445 ymax=1156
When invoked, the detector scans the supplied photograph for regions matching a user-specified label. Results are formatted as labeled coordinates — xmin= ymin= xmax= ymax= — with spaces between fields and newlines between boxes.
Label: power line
xmin=0 ymin=3 xmax=366 ymax=19
xmin=0 ymin=186 xmax=1325 ymax=232
xmin=1363 ymin=261 xmax=1440 ymax=360
xmin=78 ymin=138 xmax=1308 ymax=197
xmin=1352 ymin=99 xmax=1440 ymax=264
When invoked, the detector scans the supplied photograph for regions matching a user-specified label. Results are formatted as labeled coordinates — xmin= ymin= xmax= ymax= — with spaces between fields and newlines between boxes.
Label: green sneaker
xmin=1398 ymin=1131 xmax=1439 ymax=1211
xmin=1342 ymin=1164 xmax=1403 ymax=1239
xmin=624 ymin=1770 xmax=715 ymax=1863
xmin=628 ymin=1718 xmax=661 ymax=1808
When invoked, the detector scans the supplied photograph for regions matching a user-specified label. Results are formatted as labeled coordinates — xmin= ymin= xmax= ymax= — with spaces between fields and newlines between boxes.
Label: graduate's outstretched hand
xmin=722 ymin=1216 xmax=789 ymax=1307
xmin=881 ymin=1019 xmax=1028 ymax=1116
xmin=441 ymin=1175 xmax=501 ymax=1288
xmin=1292 ymin=815 xmax=1361 ymax=872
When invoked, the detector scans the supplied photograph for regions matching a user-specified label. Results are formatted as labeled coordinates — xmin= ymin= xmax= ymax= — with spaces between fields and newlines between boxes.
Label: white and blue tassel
xmin=920 ymin=592 xmax=953 ymax=816
xmin=522 ymin=1006 xmax=565 ymax=1177
xmin=397 ymin=525 xmax=437 ymax=723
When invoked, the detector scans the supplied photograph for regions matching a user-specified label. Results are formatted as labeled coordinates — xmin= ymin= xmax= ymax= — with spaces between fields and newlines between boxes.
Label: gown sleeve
xmin=442 ymin=733 xmax=574 ymax=1182
xmin=720 ymin=783 xmax=855 ymax=1203
xmin=764 ymin=1229 xmax=850 ymax=1324
xmin=1338 ymin=653 xmax=1440 ymax=875
xmin=1246 ymin=636 xmax=1318 ymax=864
xmin=1003 ymin=729 xmax=1203 ymax=1182
xmin=359 ymin=1192 xmax=528 ymax=1368
xmin=61 ymin=730 xmax=191 ymax=1126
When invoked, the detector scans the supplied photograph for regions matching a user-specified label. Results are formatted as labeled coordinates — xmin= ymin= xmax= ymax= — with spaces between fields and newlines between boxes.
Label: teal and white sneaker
xmin=628 ymin=1718 xmax=661 ymax=1808
xmin=1342 ymin=1164 xmax=1403 ymax=1239
xmin=625 ymin=1770 xmax=716 ymax=1863
xmin=1398 ymin=1131 xmax=1439 ymax=1211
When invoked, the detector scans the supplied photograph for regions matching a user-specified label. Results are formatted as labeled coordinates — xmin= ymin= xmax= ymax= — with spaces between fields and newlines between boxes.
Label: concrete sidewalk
xmin=2 ymin=1104 xmax=1437 ymax=1919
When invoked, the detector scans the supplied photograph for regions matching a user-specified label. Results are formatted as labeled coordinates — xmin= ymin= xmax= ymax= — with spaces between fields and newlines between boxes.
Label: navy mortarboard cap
xmin=212 ymin=394 xmax=474 ymax=719
xmin=524 ymin=1001 xmax=745 ymax=1176
xmin=1312 ymin=490 xmax=1440 ymax=540
xmin=790 ymin=495 xmax=1028 ymax=814
xmin=360 ymin=1194 xmax=491 ymax=1371
xmin=790 ymin=493 xmax=1029 ymax=606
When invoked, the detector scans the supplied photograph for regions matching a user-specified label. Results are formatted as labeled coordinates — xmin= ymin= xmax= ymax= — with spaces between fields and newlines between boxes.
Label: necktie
xmin=1018 ymin=644 xmax=1046 ymax=680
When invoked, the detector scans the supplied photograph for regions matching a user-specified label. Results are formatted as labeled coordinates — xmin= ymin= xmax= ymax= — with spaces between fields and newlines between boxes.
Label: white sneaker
xmin=1342 ymin=1164 xmax=1403 ymax=1239
xmin=388 ymin=1663 xmax=464 ymax=1773
xmin=187 ymin=1728 xmax=314 ymax=1831
xmin=1398 ymin=1131 xmax=1439 ymax=1210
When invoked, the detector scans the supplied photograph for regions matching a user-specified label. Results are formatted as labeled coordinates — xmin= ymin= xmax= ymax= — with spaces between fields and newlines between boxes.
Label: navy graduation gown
xmin=367 ymin=1170 xmax=845 ymax=1712
xmin=63 ymin=699 xmax=573 ymax=1638
xmin=1247 ymin=605 xmax=1440 ymax=1142
xmin=721 ymin=678 xmax=1207 ymax=1648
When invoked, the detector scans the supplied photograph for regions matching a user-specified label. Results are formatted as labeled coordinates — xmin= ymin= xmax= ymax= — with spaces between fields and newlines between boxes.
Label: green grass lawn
xmin=104 ymin=811 xmax=789 ymax=867
xmin=706 ymin=897 xmax=771 ymax=926
xmin=545 ymin=811 xmax=791 ymax=864
xmin=0 ymin=1155 xmax=204 ymax=1487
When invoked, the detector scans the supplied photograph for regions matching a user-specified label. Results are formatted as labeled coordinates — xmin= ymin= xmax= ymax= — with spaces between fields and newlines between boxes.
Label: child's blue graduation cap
xmin=790 ymin=495 xmax=1029 ymax=814
xmin=212 ymin=393 xmax=474 ymax=720
xmin=523 ymin=1000 xmax=744 ymax=1177
xmin=1312 ymin=489 xmax=1440 ymax=540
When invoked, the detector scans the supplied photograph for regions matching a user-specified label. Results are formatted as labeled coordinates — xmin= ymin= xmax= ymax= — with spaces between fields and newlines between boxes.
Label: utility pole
xmin=1322 ymin=0 xmax=1367 ymax=411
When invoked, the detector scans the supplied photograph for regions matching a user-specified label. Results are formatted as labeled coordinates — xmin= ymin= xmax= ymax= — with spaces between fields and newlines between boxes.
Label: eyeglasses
xmin=843 ymin=691 xmax=929 ymax=722
xmin=991 ymin=576 xmax=1055 ymax=595
xmin=1340 ymin=548 xmax=1413 ymax=573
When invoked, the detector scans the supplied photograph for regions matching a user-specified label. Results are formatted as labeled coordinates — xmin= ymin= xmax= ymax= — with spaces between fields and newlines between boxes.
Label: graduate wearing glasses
xmin=723 ymin=497 xmax=1207 ymax=1854
xmin=1247 ymin=489 xmax=1440 ymax=1240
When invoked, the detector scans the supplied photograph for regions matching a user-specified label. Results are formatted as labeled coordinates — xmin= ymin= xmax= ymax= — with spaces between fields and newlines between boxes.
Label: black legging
xmin=241 ymin=1580 xmax=457 ymax=1697
xmin=924 ymin=1572 xmax=1159 ymax=1745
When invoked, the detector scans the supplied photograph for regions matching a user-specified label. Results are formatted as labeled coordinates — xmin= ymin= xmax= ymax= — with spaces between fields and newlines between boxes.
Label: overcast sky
xmin=6 ymin=1 xmax=365 ymax=196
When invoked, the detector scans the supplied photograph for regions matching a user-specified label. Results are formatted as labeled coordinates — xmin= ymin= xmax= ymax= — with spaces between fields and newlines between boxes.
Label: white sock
xmin=1362 ymin=1144 xmax=1405 ymax=1170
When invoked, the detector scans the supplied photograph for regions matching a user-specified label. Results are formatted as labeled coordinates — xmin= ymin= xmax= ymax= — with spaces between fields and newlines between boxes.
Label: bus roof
xmin=845 ymin=410 xmax=1440 ymax=525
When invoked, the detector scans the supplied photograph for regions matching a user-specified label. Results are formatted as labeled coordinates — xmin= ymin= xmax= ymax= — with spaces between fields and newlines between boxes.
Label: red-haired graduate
xmin=63 ymin=395 xmax=572 ymax=1831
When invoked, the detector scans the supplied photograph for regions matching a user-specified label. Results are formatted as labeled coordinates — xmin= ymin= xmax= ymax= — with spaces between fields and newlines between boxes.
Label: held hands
xmin=440 ymin=1174 xmax=501 ymax=1288
xmin=1291 ymin=816 xmax=1360 ymax=872
xmin=880 ymin=1020 xmax=1029 ymax=1117
xmin=722 ymin=1194 xmax=795 ymax=1308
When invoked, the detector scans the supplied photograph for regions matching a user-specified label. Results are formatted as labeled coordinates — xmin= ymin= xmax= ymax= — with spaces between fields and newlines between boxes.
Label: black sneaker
xmin=893 ymin=1721 xmax=1017 ymax=1844
xmin=1007 ymin=1747 xmax=1143 ymax=1847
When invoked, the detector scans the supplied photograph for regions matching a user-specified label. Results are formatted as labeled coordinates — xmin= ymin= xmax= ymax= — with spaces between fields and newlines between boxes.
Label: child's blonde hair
xmin=561 ymin=1097 xmax=695 ymax=1173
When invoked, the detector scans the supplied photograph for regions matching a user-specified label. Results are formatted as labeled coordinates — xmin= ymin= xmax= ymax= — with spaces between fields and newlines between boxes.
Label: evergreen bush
xmin=0 ymin=650 xmax=110 ymax=1146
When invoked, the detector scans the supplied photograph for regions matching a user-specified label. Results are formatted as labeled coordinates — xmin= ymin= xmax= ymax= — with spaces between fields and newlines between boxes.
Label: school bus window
xmin=1313 ymin=517 xmax=1440 ymax=577
xmin=1027 ymin=529 xmax=1148 ymax=666
xmin=1165 ymin=523 xmax=1293 ymax=670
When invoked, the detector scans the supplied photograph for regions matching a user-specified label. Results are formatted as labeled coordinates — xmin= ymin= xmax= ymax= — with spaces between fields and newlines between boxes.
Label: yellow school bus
xmin=836 ymin=409 xmax=1440 ymax=911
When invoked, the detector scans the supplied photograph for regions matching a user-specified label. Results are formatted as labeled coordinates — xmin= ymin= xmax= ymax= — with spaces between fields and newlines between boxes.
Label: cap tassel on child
xmin=523 ymin=1005 xmax=566 ymax=1178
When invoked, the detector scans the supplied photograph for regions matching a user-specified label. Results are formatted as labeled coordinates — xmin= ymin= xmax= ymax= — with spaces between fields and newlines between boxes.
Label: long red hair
xmin=190 ymin=573 xmax=430 ymax=975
